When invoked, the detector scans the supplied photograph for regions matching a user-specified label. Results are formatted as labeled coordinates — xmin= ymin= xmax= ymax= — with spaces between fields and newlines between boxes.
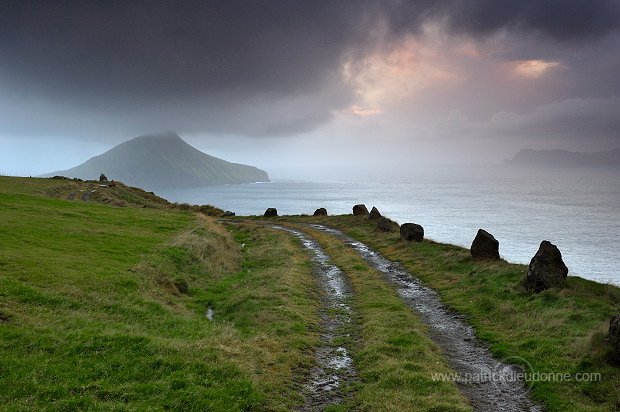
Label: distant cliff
xmin=507 ymin=148 xmax=620 ymax=167
xmin=42 ymin=133 xmax=270 ymax=189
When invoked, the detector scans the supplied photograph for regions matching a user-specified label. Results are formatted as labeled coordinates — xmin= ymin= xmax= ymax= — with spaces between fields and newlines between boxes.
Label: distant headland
xmin=506 ymin=147 xmax=620 ymax=167
xmin=40 ymin=132 xmax=270 ymax=190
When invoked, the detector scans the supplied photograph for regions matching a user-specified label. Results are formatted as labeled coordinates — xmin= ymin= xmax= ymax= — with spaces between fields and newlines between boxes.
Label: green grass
xmin=0 ymin=177 xmax=319 ymax=411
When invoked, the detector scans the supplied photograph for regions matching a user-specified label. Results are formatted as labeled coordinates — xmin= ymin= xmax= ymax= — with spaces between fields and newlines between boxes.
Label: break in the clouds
xmin=1 ymin=0 xmax=619 ymax=171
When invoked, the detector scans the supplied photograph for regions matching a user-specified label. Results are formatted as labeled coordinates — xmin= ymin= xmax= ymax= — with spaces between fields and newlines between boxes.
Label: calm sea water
xmin=158 ymin=166 xmax=620 ymax=285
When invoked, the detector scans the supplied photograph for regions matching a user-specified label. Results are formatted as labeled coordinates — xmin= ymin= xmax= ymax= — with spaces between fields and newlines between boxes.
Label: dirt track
xmin=226 ymin=220 xmax=541 ymax=411
xmin=306 ymin=223 xmax=541 ymax=411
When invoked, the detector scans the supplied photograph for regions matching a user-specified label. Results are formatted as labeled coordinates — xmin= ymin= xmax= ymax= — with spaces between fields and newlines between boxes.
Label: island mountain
xmin=507 ymin=148 xmax=620 ymax=167
xmin=42 ymin=133 xmax=270 ymax=189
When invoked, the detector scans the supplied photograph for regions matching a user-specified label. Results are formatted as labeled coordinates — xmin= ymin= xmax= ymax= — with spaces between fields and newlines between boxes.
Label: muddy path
xmin=303 ymin=223 xmax=542 ymax=412
xmin=226 ymin=221 xmax=358 ymax=411
xmin=66 ymin=184 xmax=96 ymax=201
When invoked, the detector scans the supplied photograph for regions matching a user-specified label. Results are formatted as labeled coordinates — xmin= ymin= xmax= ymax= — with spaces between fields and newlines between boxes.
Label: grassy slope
xmin=283 ymin=214 xmax=620 ymax=411
xmin=0 ymin=177 xmax=318 ymax=411
xmin=3 ymin=176 xmax=620 ymax=410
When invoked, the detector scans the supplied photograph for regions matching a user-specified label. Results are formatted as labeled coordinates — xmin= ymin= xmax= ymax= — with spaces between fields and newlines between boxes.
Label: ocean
xmin=157 ymin=166 xmax=620 ymax=286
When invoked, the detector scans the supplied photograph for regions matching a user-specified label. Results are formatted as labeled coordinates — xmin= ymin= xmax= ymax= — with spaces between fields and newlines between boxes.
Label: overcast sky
xmin=1 ymin=0 xmax=619 ymax=178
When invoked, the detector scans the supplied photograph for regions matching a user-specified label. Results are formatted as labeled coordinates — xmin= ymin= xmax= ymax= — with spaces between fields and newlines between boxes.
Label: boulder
xmin=99 ymin=173 xmax=108 ymax=182
xmin=610 ymin=314 xmax=620 ymax=353
xmin=353 ymin=204 xmax=369 ymax=216
xmin=470 ymin=229 xmax=500 ymax=260
xmin=376 ymin=216 xmax=394 ymax=232
xmin=524 ymin=240 xmax=568 ymax=293
xmin=400 ymin=223 xmax=424 ymax=242
xmin=264 ymin=208 xmax=278 ymax=217
xmin=313 ymin=208 xmax=328 ymax=216
xmin=368 ymin=206 xmax=382 ymax=220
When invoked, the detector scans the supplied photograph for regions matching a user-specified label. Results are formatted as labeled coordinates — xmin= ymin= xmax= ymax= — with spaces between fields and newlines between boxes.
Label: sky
xmin=1 ymin=0 xmax=619 ymax=178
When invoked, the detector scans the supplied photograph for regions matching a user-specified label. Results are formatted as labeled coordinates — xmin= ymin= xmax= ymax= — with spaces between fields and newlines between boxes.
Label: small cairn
xmin=524 ymin=240 xmax=568 ymax=293
xmin=470 ymin=229 xmax=500 ymax=260
xmin=264 ymin=208 xmax=278 ymax=217
xmin=400 ymin=223 xmax=424 ymax=242
xmin=353 ymin=204 xmax=369 ymax=216
xmin=99 ymin=173 xmax=108 ymax=183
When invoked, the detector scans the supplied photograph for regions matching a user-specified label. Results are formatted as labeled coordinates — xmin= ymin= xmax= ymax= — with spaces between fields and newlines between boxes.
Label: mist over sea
xmin=158 ymin=166 xmax=620 ymax=286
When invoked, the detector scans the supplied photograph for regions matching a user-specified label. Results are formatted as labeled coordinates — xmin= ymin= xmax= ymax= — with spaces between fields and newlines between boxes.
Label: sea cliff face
xmin=41 ymin=132 xmax=270 ymax=190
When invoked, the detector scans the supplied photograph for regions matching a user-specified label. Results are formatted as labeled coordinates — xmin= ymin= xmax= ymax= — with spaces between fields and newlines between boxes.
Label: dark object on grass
xmin=174 ymin=278 xmax=190 ymax=295
xmin=471 ymin=229 xmax=500 ymax=260
xmin=353 ymin=204 xmax=369 ymax=216
xmin=524 ymin=240 xmax=568 ymax=293
xmin=99 ymin=173 xmax=108 ymax=182
xmin=314 ymin=208 xmax=328 ymax=216
xmin=400 ymin=223 xmax=424 ymax=242
xmin=223 ymin=211 xmax=235 ymax=217
xmin=264 ymin=208 xmax=278 ymax=217
xmin=610 ymin=314 xmax=620 ymax=354
xmin=368 ymin=206 xmax=382 ymax=220
xmin=376 ymin=216 xmax=394 ymax=232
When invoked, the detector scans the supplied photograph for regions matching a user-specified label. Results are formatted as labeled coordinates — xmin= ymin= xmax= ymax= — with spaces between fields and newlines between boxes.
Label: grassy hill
xmin=36 ymin=175 xmax=224 ymax=215
xmin=0 ymin=177 xmax=317 ymax=410
xmin=42 ymin=133 xmax=270 ymax=190
xmin=2 ymin=176 xmax=619 ymax=411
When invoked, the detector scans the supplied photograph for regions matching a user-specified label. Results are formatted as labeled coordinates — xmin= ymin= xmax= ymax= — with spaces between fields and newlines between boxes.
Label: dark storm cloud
xmin=382 ymin=0 xmax=620 ymax=41
xmin=0 ymin=1 xmax=379 ymax=137
xmin=0 ymin=1 xmax=362 ymax=101
xmin=1 ymin=0 xmax=619 ymax=139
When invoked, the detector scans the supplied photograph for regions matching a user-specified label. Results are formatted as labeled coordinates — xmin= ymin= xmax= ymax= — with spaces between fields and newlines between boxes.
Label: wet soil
xmin=307 ymin=224 xmax=542 ymax=412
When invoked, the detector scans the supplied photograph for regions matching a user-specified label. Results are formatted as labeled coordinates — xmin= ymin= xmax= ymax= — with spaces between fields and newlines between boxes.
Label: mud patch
xmin=309 ymin=224 xmax=541 ymax=412
xmin=0 ymin=312 xmax=13 ymax=324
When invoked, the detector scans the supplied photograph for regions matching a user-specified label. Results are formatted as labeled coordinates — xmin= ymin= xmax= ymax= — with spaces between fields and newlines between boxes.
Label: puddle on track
xmin=308 ymin=224 xmax=542 ymax=412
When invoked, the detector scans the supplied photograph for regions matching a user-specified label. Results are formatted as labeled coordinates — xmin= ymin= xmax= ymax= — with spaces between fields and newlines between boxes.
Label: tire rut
xmin=305 ymin=223 xmax=542 ymax=412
